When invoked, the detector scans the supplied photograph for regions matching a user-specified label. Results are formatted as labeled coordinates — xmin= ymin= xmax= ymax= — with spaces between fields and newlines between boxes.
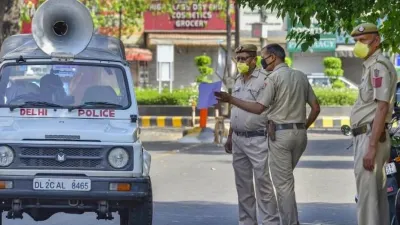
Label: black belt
xmin=234 ymin=130 xmax=266 ymax=138
xmin=352 ymin=123 xmax=389 ymax=137
xmin=275 ymin=123 xmax=306 ymax=131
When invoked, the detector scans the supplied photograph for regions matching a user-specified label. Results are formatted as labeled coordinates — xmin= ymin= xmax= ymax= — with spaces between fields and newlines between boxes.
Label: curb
xmin=308 ymin=116 xmax=350 ymax=129
xmin=138 ymin=116 xmax=398 ymax=129
xmin=139 ymin=116 xmax=198 ymax=128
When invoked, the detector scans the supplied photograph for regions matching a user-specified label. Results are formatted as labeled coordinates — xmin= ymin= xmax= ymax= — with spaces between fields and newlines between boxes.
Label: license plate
xmin=33 ymin=178 xmax=91 ymax=191
xmin=385 ymin=162 xmax=397 ymax=175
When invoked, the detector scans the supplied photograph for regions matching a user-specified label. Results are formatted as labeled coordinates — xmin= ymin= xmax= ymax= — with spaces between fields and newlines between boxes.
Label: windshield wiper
xmin=68 ymin=102 xmax=123 ymax=112
xmin=9 ymin=101 xmax=64 ymax=111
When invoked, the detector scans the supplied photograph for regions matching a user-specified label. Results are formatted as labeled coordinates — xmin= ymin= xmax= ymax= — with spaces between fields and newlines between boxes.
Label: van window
xmin=0 ymin=64 xmax=130 ymax=109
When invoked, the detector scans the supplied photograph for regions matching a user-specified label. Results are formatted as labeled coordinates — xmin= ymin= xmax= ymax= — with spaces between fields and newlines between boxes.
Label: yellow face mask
xmin=353 ymin=41 xmax=370 ymax=59
xmin=237 ymin=62 xmax=249 ymax=74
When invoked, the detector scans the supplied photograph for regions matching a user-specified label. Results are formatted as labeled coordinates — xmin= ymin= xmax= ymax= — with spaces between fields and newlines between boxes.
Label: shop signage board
xmin=144 ymin=0 xmax=235 ymax=31
xmin=336 ymin=34 xmax=356 ymax=45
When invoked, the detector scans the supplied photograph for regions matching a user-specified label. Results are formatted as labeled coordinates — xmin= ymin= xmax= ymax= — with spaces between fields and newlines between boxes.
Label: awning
xmin=147 ymin=33 xmax=233 ymax=47
xmin=335 ymin=45 xmax=355 ymax=58
xmin=125 ymin=48 xmax=152 ymax=61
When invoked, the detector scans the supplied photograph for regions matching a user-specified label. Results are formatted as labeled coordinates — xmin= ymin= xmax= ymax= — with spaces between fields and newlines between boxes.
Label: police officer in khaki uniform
xmin=349 ymin=23 xmax=397 ymax=225
xmin=224 ymin=44 xmax=280 ymax=225
xmin=216 ymin=44 xmax=320 ymax=225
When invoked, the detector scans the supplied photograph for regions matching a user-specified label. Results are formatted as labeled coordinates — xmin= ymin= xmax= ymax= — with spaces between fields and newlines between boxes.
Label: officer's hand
xmin=224 ymin=135 xmax=232 ymax=154
xmin=214 ymin=91 xmax=232 ymax=103
xmin=363 ymin=146 xmax=377 ymax=171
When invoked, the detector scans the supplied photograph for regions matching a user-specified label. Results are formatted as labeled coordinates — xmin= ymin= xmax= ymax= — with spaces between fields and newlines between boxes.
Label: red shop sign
xmin=21 ymin=0 xmax=39 ymax=34
xmin=144 ymin=1 xmax=236 ymax=32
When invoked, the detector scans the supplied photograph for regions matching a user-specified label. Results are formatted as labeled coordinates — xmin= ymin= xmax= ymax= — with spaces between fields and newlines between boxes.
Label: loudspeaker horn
xmin=32 ymin=0 xmax=94 ymax=56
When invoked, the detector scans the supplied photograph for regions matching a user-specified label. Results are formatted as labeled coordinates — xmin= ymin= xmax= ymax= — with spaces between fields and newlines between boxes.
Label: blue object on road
xmin=197 ymin=81 xmax=222 ymax=109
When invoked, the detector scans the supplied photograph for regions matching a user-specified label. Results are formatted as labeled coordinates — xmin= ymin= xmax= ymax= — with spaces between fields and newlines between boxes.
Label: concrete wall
xmin=341 ymin=57 xmax=363 ymax=84
xmin=292 ymin=52 xmax=335 ymax=74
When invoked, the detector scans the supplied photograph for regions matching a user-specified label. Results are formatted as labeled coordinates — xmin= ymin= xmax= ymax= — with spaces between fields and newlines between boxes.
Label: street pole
xmin=259 ymin=6 xmax=267 ymax=48
xmin=224 ymin=0 xmax=232 ymax=118
xmin=118 ymin=6 xmax=122 ymax=39
xmin=234 ymin=1 xmax=240 ymax=49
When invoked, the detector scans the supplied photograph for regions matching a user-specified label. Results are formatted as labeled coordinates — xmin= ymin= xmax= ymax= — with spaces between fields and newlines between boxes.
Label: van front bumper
xmin=0 ymin=175 xmax=150 ymax=200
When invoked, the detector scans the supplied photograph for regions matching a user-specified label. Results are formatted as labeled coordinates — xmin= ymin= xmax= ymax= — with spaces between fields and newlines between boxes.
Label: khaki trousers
xmin=268 ymin=129 xmax=307 ymax=225
xmin=353 ymin=131 xmax=390 ymax=225
xmin=232 ymin=132 xmax=280 ymax=225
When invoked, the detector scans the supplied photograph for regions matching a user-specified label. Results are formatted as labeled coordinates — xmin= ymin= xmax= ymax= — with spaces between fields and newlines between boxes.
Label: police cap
xmin=235 ymin=44 xmax=258 ymax=54
xmin=351 ymin=23 xmax=379 ymax=37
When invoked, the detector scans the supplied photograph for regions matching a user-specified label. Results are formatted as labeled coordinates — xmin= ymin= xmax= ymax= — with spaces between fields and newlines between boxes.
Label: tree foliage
xmin=323 ymin=57 xmax=345 ymax=88
xmin=20 ymin=0 xmax=228 ymax=38
xmin=1 ymin=0 xmax=24 ymax=45
xmin=237 ymin=0 xmax=400 ymax=54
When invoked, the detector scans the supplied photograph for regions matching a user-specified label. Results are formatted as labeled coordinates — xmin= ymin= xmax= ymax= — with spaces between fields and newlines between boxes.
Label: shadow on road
xmin=296 ymin=160 xmax=354 ymax=170
xmin=0 ymin=201 xmax=356 ymax=225
xmin=153 ymin=201 xmax=356 ymax=225
xmin=175 ymin=138 xmax=354 ymax=157
xmin=304 ymin=139 xmax=353 ymax=157
xmin=214 ymin=159 xmax=354 ymax=170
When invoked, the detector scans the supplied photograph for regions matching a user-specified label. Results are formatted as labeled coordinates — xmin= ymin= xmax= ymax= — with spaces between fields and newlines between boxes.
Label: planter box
xmin=138 ymin=105 xmax=353 ymax=117
xmin=138 ymin=105 xmax=216 ymax=117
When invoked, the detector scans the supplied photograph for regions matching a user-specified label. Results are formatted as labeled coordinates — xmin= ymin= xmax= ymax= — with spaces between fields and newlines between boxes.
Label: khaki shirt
xmin=230 ymin=68 xmax=269 ymax=131
xmin=256 ymin=63 xmax=317 ymax=124
xmin=350 ymin=49 xmax=397 ymax=128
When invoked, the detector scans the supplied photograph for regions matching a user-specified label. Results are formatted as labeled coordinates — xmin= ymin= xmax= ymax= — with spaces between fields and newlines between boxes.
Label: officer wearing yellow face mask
xmin=225 ymin=44 xmax=280 ymax=225
xmin=350 ymin=22 xmax=397 ymax=225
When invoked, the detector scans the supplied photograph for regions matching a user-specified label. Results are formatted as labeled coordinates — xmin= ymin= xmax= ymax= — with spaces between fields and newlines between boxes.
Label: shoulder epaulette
xmin=375 ymin=54 xmax=391 ymax=71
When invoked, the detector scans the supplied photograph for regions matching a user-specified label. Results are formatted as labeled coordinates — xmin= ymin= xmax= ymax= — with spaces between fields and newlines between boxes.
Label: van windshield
xmin=0 ymin=64 xmax=130 ymax=109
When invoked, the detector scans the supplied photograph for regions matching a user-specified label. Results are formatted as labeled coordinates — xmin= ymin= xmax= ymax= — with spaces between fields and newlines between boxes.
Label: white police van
xmin=0 ymin=0 xmax=152 ymax=224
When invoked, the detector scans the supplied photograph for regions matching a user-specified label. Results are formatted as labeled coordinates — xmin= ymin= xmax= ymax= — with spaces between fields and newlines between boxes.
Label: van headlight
xmin=107 ymin=147 xmax=129 ymax=169
xmin=0 ymin=146 xmax=14 ymax=167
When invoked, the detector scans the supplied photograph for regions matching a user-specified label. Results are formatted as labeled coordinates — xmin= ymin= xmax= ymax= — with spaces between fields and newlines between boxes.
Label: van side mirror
xmin=341 ymin=125 xmax=352 ymax=136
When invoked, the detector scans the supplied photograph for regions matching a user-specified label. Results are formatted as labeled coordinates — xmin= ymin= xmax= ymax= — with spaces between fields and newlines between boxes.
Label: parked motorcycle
xmin=341 ymin=113 xmax=400 ymax=225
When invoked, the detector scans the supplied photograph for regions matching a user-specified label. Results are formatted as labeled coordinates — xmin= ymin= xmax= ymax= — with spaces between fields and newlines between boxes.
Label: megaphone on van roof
xmin=32 ymin=0 xmax=94 ymax=56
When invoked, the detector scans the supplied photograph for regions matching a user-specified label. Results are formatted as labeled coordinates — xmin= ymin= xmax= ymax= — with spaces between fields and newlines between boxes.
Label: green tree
xmin=323 ymin=57 xmax=345 ymax=88
xmin=1 ymin=0 xmax=24 ymax=45
xmin=237 ymin=0 xmax=398 ymax=53
xmin=194 ymin=54 xmax=214 ymax=84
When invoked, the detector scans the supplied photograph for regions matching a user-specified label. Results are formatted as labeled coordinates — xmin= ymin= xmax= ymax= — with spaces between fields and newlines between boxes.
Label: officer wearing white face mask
xmin=225 ymin=44 xmax=280 ymax=225
xmin=350 ymin=22 xmax=397 ymax=225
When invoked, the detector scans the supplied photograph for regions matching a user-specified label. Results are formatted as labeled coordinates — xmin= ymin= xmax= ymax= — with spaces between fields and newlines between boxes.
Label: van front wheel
xmin=119 ymin=179 xmax=153 ymax=225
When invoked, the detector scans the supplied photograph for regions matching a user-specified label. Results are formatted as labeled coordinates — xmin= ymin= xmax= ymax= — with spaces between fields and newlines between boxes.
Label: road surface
xmin=2 ymin=129 xmax=357 ymax=225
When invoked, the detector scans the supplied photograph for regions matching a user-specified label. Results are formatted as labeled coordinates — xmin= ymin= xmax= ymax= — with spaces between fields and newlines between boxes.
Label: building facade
xmin=239 ymin=6 xmax=287 ymax=51
xmin=143 ymin=1 xmax=236 ymax=89
xmin=286 ymin=17 xmax=364 ymax=84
